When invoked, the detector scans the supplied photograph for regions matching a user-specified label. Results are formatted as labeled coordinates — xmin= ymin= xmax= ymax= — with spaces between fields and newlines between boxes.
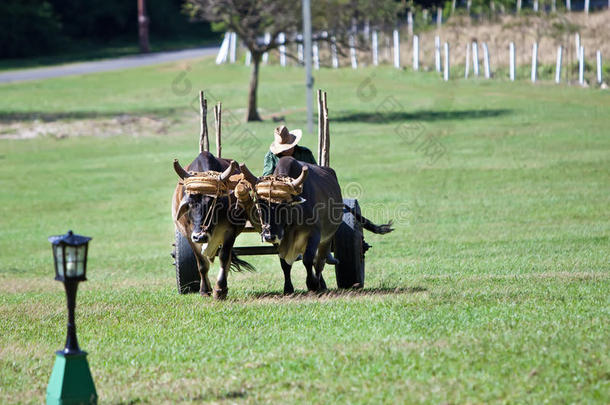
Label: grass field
xmin=0 ymin=58 xmax=609 ymax=404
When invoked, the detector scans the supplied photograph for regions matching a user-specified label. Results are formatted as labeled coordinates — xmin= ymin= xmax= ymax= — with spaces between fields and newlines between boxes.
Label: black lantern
xmin=49 ymin=230 xmax=91 ymax=283
xmin=47 ymin=230 xmax=97 ymax=404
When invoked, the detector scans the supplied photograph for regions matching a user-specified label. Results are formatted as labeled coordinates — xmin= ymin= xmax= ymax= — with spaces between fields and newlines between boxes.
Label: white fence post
xmin=313 ymin=41 xmax=320 ymax=70
xmin=575 ymin=33 xmax=580 ymax=56
xmin=229 ymin=32 xmax=237 ymax=63
xmin=298 ymin=43 xmax=304 ymax=64
xmin=483 ymin=43 xmax=491 ymax=79
xmin=393 ymin=29 xmax=400 ymax=69
xmin=435 ymin=36 xmax=441 ymax=72
xmin=413 ymin=35 xmax=419 ymax=71
xmin=508 ymin=42 xmax=515 ymax=82
xmin=262 ymin=32 xmax=270 ymax=64
xmin=555 ymin=45 xmax=562 ymax=84
xmin=245 ymin=50 xmax=251 ymax=66
xmin=215 ymin=32 xmax=231 ymax=64
xmin=597 ymin=50 xmax=603 ymax=84
xmin=278 ymin=32 xmax=286 ymax=66
xmin=331 ymin=36 xmax=339 ymax=68
xmin=465 ymin=43 xmax=470 ymax=78
xmin=472 ymin=42 xmax=479 ymax=77
xmin=566 ymin=0 xmax=571 ymax=11
xmin=531 ymin=42 xmax=538 ymax=83
xmin=407 ymin=11 xmax=414 ymax=37
xmin=517 ymin=0 xmax=522 ymax=12
xmin=350 ymin=36 xmax=358 ymax=69
xmin=372 ymin=31 xmax=379 ymax=66
xmin=552 ymin=0 xmax=557 ymax=11
xmin=444 ymin=42 xmax=450 ymax=81
xmin=534 ymin=0 xmax=539 ymax=12
xmin=584 ymin=0 xmax=590 ymax=14
xmin=579 ymin=45 xmax=585 ymax=85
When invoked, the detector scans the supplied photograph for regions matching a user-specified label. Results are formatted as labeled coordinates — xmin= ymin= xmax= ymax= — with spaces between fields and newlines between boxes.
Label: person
xmin=262 ymin=125 xmax=317 ymax=176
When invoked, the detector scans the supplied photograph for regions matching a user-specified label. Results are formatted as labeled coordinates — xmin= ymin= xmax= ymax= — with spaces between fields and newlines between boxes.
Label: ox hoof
xmin=306 ymin=277 xmax=320 ymax=292
xmin=213 ymin=288 xmax=228 ymax=300
xmin=200 ymin=291 xmax=212 ymax=297
xmin=283 ymin=284 xmax=295 ymax=295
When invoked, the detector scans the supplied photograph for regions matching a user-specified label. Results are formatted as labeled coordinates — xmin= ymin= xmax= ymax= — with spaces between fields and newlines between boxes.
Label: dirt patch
xmin=0 ymin=113 xmax=172 ymax=140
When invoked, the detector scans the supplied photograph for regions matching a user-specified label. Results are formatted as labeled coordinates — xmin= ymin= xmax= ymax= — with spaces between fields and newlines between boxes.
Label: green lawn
xmin=0 ymin=59 xmax=608 ymax=404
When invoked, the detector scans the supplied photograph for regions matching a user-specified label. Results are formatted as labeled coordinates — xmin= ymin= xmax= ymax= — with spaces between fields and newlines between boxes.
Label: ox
xmin=172 ymin=152 xmax=253 ymax=299
xmin=255 ymin=156 xmax=393 ymax=294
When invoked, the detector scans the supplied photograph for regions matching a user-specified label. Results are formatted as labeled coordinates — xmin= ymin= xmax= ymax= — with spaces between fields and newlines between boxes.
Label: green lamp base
xmin=46 ymin=351 xmax=97 ymax=405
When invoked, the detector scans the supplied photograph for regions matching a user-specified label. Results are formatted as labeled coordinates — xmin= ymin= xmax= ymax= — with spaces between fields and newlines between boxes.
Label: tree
xmin=185 ymin=0 xmax=402 ymax=122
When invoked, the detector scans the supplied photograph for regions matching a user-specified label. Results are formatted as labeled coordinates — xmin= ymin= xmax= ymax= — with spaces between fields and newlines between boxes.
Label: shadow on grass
xmin=334 ymin=108 xmax=512 ymax=123
xmin=245 ymin=286 xmax=427 ymax=301
xmin=0 ymin=108 xmax=184 ymax=123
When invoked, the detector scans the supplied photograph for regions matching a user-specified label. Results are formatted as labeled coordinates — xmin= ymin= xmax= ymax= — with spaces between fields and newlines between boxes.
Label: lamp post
xmin=46 ymin=230 xmax=97 ymax=405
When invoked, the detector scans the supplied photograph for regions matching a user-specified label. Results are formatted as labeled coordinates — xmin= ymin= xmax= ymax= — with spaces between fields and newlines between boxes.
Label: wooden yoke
xmin=317 ymin=89 xmax=330 ymax=167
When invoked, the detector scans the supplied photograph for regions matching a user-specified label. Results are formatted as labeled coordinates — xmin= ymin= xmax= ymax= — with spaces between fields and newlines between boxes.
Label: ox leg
xmin=280 ymin=258 xmax=294 ymax=295
xmin=314 ymin=242 xmax=331 ymax=291
xmin=195 ymin=254 xmax=212 ymax=296
xmin=303 ymin=231 xmax=322 ymax=292
xmin=214 ymin=235 xmax=236 ymax=300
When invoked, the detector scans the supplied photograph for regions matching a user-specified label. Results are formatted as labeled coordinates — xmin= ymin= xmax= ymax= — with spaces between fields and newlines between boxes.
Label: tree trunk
xmin=247 ymin=52 xmax=262 ymax=122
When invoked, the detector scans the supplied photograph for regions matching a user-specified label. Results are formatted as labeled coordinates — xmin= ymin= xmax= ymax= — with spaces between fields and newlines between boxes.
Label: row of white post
xmin=219 ymin=30 xmax=604 ymax=86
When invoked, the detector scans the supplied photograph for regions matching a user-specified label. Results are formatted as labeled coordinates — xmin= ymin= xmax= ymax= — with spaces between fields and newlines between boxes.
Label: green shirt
xmin=262 ymin=145 xmax=317 ymax=176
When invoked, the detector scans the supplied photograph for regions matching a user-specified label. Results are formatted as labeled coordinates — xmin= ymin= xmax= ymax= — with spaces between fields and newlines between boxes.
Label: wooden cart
xmin=171 ymin=91 xmax=369 ymax=293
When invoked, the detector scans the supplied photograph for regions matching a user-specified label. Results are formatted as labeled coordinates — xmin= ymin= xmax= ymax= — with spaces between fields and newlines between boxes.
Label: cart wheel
xmin=334 ymin=198 xmax=365 ymax=289
xmin=173 ymin=229 xmax=200 ymax=294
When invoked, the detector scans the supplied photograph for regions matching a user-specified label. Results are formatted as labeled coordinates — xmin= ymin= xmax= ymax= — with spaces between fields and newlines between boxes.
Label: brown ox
xmin=172 ymin=152 xmax=253 ymax=299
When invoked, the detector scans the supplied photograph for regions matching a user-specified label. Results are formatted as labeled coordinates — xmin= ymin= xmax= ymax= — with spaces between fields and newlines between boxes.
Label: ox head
xmin=174 ymin=159 xmax=237 ymax=244
xmin=258 ymin=166 xmax=308 ymax=245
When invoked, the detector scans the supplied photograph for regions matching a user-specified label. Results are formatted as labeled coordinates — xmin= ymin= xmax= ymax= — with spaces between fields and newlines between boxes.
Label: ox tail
xmin=343 ymin=204 xmax=394 ymax=235
xmin=230 ymin=251 xmax=256 ymax=272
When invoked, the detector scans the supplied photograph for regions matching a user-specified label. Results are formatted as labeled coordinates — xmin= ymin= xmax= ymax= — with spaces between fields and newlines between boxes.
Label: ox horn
xmin=219 ymin=160 xmax=238 ymax=182
xmin=291 ymin=165 xmax=309 ymax=188
xmin=173 ymin=159 xmax=191 ymax=179
xmin=239 ymin=163 xmax=259 ymax=186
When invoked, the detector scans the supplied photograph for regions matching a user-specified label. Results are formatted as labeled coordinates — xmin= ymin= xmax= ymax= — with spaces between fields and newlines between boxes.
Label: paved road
xmin=0 ymin=46 xmax=218 ymax=84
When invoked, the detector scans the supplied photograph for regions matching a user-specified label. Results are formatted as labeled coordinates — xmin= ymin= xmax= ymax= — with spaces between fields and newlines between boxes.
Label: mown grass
xmin=0 ymin=58 xmax=608 ymax=404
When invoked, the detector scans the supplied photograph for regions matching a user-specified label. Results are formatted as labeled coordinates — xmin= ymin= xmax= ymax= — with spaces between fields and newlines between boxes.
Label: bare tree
xmin=185 ymin=0 xmax=401 ymax=121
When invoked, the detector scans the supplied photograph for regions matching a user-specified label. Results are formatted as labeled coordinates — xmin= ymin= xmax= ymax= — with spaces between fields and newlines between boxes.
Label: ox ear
xmin=290 ymin=196 xmax=306 ymax=206
xmin=176 ymin=196 xmax=190 ymax=221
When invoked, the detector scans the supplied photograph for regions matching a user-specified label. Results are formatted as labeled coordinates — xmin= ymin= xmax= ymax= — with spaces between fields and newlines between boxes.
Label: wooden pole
xmin=199 ymin=91 xmax=209 ymax=154
xmin=317 ymin=89 xmax=323 ymax=164
xmin=137 ymin=0 xmax=150 ymax=53
xmin=214 ymin=102 xmax=222 ymax=158
xmin=322 ymin=91 xmax=329 ymax=167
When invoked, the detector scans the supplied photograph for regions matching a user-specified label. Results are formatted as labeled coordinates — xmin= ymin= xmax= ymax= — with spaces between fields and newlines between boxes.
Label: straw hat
xmin=269 ymin=125 xmax=302 ymax=155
